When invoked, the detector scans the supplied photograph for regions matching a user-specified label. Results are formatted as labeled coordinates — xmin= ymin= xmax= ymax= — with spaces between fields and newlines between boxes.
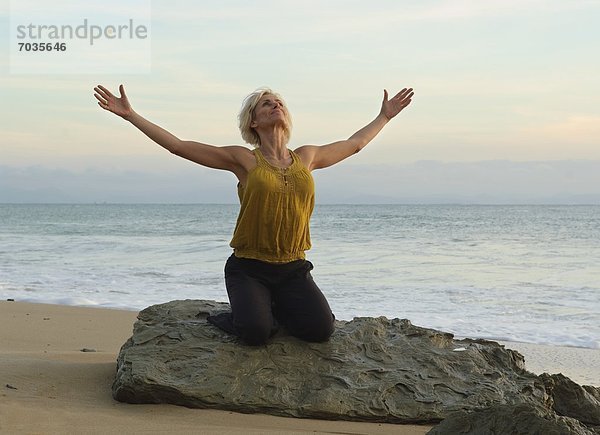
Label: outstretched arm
xmin=93 ymin=84 xmax=249 ymax=172
xmin=296 ymin=88 xmax=414 ymax=171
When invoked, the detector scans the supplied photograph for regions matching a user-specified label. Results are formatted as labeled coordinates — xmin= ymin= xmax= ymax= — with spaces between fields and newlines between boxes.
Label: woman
xmin=93 ymin=84 xmax=414 ymax=345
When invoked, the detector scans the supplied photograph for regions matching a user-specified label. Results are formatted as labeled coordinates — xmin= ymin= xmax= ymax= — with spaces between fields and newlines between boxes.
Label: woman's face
xmin=251 ymin=94 xmax=289 ymax=129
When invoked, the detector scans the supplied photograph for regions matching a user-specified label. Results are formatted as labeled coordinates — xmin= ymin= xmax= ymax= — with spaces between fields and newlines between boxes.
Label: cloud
xmin=3 ymin=0 xmax=600 ymax=169
xmin=523 ymin=115 xmax=600 ymax=145
xmin=399 ymin=0 xmax=596 ymax=21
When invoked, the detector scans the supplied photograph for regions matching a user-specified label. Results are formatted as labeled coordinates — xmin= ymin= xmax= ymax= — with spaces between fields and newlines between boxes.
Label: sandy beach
xmin=1 ymin=301 xmax=598 ymax=434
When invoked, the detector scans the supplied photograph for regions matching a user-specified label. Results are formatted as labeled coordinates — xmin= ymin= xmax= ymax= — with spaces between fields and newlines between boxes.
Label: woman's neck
xmin=257 ymin=127 xmax=288 ymax=159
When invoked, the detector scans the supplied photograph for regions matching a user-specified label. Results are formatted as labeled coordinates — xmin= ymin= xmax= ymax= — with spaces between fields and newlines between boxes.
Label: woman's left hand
xmin=380 ymin=88 xmax=414 ymax=121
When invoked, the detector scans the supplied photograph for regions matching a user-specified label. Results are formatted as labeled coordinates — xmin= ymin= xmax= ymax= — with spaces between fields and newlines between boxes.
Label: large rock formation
xmin=112 ymin=300 xmax=599 ymax=433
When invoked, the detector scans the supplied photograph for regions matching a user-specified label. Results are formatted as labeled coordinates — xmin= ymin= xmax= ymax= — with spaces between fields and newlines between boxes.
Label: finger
xmin=97 ymin=84 xmax=115 ymax=99
xmin=119 ymin=84 xmax=127 ymax=99
xmin=97 ymin=101 xmax=108 ymax=111
xmin=393 ymin=88 xmax=412 ymax=100
xmin=94 ymin=86 xmax=110 ymax=100
xmin=94 ymin=94 xmax=108 ymax=103
xmin=383 ymin=89 xmax=389 ymax=102
xmin=397 ymin=92 xmax=414 ymax=105
xmin=93 ymin=93 xmax=107 ymax=105
xmin=93 ymin=86 xmax=104 ymax=97
xmin=399 ymin=94 xmax=413 ymax=104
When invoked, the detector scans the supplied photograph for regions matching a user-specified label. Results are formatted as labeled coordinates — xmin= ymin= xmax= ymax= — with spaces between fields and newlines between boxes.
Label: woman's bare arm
xmin=296 ymin=88 xmax=413 ymax=171
xmin=93 ymin=84 xmax=250 ymax=172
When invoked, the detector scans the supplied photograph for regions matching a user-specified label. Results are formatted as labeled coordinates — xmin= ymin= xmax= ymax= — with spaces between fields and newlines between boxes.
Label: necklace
xmin=259 ymin=149 xmax=292 ymax=169
xmin=257 ymin=148 xmax=293 ymax=190
xmin=264 ymin=155 xmax=291 ymax=167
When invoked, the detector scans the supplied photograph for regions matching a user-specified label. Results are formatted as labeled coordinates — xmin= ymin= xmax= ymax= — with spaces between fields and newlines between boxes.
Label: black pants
xmin=208 ymin=254 xmax=335 ymax=345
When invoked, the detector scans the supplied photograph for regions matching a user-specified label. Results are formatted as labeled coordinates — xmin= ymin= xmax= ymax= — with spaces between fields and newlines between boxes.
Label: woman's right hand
xmin=94 ymin=84 xmax=133 ymax=120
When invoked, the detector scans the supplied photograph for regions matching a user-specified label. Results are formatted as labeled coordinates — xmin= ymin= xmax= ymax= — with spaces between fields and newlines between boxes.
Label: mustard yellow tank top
xmin=229 ymin=148 xmax=315 ymax=263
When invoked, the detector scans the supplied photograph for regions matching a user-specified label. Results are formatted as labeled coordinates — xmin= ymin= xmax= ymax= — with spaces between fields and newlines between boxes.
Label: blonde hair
xmin=238 ymin=87 xmax=292 ymax=147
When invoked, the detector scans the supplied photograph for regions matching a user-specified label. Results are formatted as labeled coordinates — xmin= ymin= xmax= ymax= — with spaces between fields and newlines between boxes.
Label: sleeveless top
xmin=229 ymin=148 xmax=315 ymax=263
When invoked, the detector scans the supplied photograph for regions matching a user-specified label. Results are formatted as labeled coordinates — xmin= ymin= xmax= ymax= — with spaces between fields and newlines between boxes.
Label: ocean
xmin=1 ymin=203 xmax=598 ymax=349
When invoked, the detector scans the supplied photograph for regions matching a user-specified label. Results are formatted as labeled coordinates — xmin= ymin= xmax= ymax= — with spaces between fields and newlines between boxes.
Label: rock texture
xmin=427 ymin=403 xmax=596 ymax=435
xmin=113 ymin=299 xmax=600 ymax=432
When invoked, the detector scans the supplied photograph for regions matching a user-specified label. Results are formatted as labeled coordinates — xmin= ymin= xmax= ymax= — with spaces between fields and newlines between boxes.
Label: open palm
xmin=94 ymin=84 xmax=132 ymax=119
xmin=381 ymin=88 xmax=414 ymax=121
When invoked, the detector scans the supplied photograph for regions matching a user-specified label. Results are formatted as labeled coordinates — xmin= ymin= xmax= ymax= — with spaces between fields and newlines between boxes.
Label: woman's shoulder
xmin=224 ymin=145 xmax=255 ymax=154
xmin=219 ymin=146 xmax=256 ymax=186
xmin=292 ymin=145 xmax=319 ymax=171
xmin=224 ymin=145 xmax=255 ymax=161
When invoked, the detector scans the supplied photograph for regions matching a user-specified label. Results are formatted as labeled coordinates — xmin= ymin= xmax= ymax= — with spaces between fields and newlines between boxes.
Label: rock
xmin=426 ymin=403 xmax=596 ymax=435
xmin=540 ymin=373 xmax=600 ymax=427
xmin=113 ymin=300 xmax=600 ymax=431
xmin=113 ymin=299 xmax=555 ymax=423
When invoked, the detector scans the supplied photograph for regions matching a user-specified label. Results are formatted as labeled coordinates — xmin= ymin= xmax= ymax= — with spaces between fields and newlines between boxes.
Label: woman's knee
xmin=291 ymin=313 xmax=335 ymax=343
xmin=234 ymin=317 xmax=273 ymax=346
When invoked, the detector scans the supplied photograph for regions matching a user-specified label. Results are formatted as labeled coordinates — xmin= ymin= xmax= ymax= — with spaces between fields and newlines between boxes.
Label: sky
xmin=1 ymin=0 xmax=599 ymax=203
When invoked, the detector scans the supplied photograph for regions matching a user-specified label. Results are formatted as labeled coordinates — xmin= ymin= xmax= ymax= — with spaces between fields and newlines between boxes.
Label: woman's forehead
xmin=258 ymin=93 xmax=282 ymax=103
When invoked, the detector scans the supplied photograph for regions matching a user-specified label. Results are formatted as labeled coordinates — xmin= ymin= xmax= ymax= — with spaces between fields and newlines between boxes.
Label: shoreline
xmin=1 ymin=301 xmax=598 ymax=434
xmin=498 ymin=340 xmax=599 ymax=387
xmin=7 ymin=297 xmax=598 ymax=351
